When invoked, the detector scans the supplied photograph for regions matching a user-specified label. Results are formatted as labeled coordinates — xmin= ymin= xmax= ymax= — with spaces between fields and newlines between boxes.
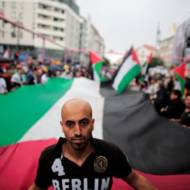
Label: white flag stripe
xmin=113 ymin=56 xmax=135 ymax=89
xmin=20 ymin=78 xmax=104 ymax=142
xmin=93 ymin=64 xmax=101 ymax=82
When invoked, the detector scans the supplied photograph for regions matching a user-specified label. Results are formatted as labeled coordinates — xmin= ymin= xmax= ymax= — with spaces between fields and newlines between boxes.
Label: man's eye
xmin=65 ymin=121 xmax=75 ymax=128
xmin=79 ymin=119 xmax=90 ymax=127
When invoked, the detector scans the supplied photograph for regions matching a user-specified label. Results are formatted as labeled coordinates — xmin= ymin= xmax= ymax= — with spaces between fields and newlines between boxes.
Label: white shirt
xmin=41 ymin=73 xmax=48 ymax=84
xmin=0 ymin=77 xmax=7 ymax=94
xmin=11 ymin=72 xmax=22 ymax=85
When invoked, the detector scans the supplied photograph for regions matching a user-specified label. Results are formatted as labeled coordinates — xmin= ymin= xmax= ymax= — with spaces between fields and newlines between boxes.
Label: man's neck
xmin=63 ymin=142 xmax=94 ymax=166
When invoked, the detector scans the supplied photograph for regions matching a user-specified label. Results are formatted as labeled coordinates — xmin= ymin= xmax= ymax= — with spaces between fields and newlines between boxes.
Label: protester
xmin=0 ymin=68 xmax=8 ymax=94
xmin=40 ymin=70 xmax=49 ymax=84
xmin=28 ymin=98 xmax=157 ymax=190
xmin=160 ymin=89 xmax=185 ymax=120
xmin=0 ymin=76 xmax=7 ymax=94
xmin=154 ymin=81 xmax=170 ymax=114
xmin=10 ymin=66 xmax=23 ymax=89
xmin=25 ymin=65 xmax=37 ymax=85
xmin=180 ymin=93 xmax=190 ymax=127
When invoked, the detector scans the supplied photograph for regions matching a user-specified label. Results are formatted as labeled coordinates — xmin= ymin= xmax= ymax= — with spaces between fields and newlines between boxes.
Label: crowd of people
xmin=1 ymin=51 xmax=190 ymax=128
xmin=0 ymin=49 xmax=115 ymax=94
xmin=0 ymin=53 xmax=92 ymax=94
xmin=132 ymin=68 xmax=190 ymax=128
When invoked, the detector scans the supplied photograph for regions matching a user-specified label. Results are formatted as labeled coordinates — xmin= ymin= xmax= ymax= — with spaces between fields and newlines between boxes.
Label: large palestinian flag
xmin=0 ymin=77 xmax=190 ymax=190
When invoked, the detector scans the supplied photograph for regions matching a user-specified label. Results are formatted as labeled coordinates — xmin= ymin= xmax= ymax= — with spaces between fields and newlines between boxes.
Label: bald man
xmin=28 ymin=98 xmax=157 ymax=190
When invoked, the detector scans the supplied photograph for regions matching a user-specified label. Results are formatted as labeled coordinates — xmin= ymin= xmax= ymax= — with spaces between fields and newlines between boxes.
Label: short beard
xmin=70 ymin=137 xmax=91 ymax=152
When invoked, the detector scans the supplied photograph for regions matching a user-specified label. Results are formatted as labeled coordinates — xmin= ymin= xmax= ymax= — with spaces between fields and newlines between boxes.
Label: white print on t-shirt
xmin=52 ymin=177 xmax=111 ymax=190
xmin=51 ymin=158 xmax=65 ymax=176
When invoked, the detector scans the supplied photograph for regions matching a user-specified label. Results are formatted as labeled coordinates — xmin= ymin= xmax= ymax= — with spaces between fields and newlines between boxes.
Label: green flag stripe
xmin=0 ymin=78 xmax=73 ymax=146
xmin=175 ymin=74 xmax=185 ymax=95
xmin=93 ymin=61 xmax=106 ymax=81
xmin=117 ymin=64 xmax=141 ymax=94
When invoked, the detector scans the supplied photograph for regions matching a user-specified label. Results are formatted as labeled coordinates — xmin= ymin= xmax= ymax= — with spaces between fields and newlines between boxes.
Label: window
xmin=53 ymin=27 xmax=59 ymax=31
xmin=11 ymin=31 xmax=16 ymax=38
xmin=38 ymin=3 xmax=49 ymax=10
xmin=38 ymin=14 xmax=48 ymax=19
xmin=53 ymin=17 xmax=64 ymax=22
xmin=54 ymin=7 xmax=60 ymax=12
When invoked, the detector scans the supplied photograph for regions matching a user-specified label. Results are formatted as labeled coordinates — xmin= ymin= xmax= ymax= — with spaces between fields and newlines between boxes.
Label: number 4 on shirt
xmin=51 ymin=158 xmax=65 ymax=176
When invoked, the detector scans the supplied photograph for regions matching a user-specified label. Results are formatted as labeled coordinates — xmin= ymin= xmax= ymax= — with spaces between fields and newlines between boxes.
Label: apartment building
xmin=0 ymin=0 xmax=81 ymax=55
xmin=89 ymin=25 xmax=105 ymax=54
xmin=136 ymin=44 xmax=158 ymax=65
xmin=79 ymin=16 xmax=105 ymax=64
xmin=159 ymin=35 xmax=175 ymax=67
xmin=80 ymin=16 xmax=105 ymax=54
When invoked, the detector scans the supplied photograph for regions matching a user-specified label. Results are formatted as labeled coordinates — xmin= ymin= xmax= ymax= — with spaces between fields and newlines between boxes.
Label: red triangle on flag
xmin=89 ymin=51 xmax=102 ymax=64
xmin=174 ymin=63 xmax=186 ymax=79
xmin=147 ymin=53 xmax=153 ymax=65
xmin=131 ymin=49 xmax=140 ymax=65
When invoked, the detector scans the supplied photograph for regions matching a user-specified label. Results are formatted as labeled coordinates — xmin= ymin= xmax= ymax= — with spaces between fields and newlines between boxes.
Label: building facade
xmin=136 ymin=44 xmax=157 ymax=65
xmin=159 ymin=35 xmax=175 ymax=67
xmin=79 ymin=16 xmax=105 ymax=54
xmin=0 ymin=0 xmax=105 ymax=61
xmin=0 ymin=0 xmax=81 ymax=57
xmin=79 ymin=16 xmax=105 ymax=65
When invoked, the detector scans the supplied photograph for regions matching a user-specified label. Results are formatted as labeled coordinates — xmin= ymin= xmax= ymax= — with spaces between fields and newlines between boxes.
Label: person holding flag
xmin=28 ymin=98 xmax=157 ymax=190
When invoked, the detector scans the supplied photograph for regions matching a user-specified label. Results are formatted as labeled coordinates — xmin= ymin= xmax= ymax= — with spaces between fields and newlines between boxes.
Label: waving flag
xmin=174 ymin=62 xmax=186 ymax=94
xmin=89 ymin=51 xmax=106 ymax=82
xmin=112 ymin=48 xmax=141 ymax=94
xmin=1 ymin=77 xmax=190 ymax=190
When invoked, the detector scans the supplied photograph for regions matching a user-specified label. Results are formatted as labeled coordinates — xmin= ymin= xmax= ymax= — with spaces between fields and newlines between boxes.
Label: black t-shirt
xmin=35 ymin=138 xmax=132 ymax=190
xmin=181 ymin=111 xmax=190 ymax=126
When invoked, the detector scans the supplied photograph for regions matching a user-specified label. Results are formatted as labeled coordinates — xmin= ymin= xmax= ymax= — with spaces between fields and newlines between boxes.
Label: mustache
xmin=73 ymin=134 xmax=83 ymax=137
xmin=71 ymin=136 xmax=85 ymax=140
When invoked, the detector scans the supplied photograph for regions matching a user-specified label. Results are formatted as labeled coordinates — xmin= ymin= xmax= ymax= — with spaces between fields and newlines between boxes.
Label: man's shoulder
xmin=92 ymin=138 xmax=123 ymax=154
xmin=41 ymin=144 xmax=57 ymax=155
xmin=40 ymin=138 xmax=65 ymax=159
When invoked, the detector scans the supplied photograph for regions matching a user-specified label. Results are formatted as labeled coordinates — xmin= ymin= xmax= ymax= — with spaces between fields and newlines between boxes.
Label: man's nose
xmin=74 ymin=124 xmax=81 ymax=136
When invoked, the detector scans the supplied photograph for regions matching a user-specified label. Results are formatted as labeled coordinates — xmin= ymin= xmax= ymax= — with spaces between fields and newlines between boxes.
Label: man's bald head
xmin=60 ymin=99 xmax=94 ymax=152
xmin=61 ymin=98 xmax=93 ymax=119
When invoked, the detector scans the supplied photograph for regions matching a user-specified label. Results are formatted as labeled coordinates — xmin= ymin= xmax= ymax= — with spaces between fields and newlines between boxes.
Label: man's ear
xmin=60 ymin=121 xmax=65 ymax=133
xmin=92 ymin=119 xmax=95 ymax=129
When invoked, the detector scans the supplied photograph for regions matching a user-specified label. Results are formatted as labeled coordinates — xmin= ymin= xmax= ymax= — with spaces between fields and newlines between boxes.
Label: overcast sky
xmin=76 ymin=0 xmax=190 ymax=52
